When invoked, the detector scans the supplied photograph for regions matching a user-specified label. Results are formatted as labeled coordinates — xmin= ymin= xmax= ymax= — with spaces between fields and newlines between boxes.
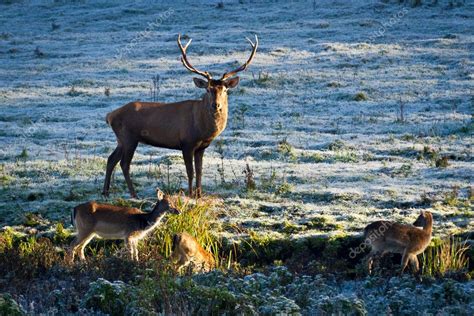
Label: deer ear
xmin=193 ymin=78 xmax=208 ymax=89
xmin=156 ymin=188 xmax=164 ymax=201
xmin=225 ymin=77 xmax=240 ymax=89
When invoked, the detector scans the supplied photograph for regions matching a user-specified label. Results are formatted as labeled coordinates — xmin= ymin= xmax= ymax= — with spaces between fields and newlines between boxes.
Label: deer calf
xmin=171 ymin=232 xmax=215 ymax=272
xmin=363 ymin=211 xmax=433 ymax=275
xmin=70 ymin=190 xmax=179 ymax=262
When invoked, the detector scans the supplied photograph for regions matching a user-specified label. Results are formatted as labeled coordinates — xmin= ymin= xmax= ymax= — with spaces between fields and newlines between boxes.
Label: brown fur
xmin=70 ymin=191 xmax=178 ymax=262
xmin=364 ymin=211 xmax=433 ymax=275
xmin=171 ymin=232 xmax=215 ymax=272
xmin=102 ymin=35 xmax=257 ymax=198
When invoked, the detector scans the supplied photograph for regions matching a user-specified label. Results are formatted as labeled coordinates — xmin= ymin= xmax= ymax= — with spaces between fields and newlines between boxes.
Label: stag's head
xmin=177 ymin=34 xmax=258 ymax=112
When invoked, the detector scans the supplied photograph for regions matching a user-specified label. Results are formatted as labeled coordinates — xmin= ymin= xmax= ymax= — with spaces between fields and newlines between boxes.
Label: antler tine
xmin=177 ymin=34 xmax=212 ymax=80
xmin=221 ymin=34 xmax=258 ymax=81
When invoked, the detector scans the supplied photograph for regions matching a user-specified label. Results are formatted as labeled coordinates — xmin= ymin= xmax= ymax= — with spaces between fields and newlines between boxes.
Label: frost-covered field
xmin=0 ymin=0 xmax=473 ymax=313
xmin=0 ymin=0 xmax=472 ymax=237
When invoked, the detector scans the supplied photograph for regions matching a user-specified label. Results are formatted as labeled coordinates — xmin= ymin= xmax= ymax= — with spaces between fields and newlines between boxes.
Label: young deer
xmin=171 ymin=232 xmax=215 ymax=272
xmin=70 ymin=190 xmax=179 ymax=262
xmin=103 ymin=34 xmax=258 ymax=198
xmin=363 ymin=211 xmax=433 ymax=275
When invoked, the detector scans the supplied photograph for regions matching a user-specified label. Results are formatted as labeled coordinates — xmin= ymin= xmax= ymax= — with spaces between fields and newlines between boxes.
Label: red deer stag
xmin=103 ymin=34 xmax=258 ymax=198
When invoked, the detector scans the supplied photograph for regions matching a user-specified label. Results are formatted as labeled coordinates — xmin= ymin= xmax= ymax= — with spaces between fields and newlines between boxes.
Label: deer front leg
xmin=400 ymin=250 xmax=410 ymax=276
xmin=182 ymin=148 xmax=194 ymax=197
xmin=194 ymin=149 xmax=205 ymax=198
xmin=126 ymin=237 xmax=136 ymax=261
xmin=71 ymin=232 xmax=94 ymax=262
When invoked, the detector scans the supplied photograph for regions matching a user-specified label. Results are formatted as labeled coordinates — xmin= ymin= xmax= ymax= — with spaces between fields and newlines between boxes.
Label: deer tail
xmin=105 ymin=112 xmax=112 ymax=125
xmin=71 ymin=207 xmax=77 ymax=228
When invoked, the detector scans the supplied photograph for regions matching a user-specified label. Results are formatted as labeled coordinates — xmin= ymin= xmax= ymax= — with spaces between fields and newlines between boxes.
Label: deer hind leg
xmin=103 ymin=146 xmax=123 ymax=197
xmin=194 ymin=149 xmax=205 ymax=198
xmin=120 ymin=142 xmax=138 ymax=198
xmin=182 ymin=148 xmax=195 ymax=197
xmin=72 ymin=232 xmax=95 ymax=262
xmin=400 ymin=250 xmax=410 ymax=275
xmin=409 ymin=254 xmax=420 ymax=274
xmin=365 ymin=250 xmax=377 ymax=275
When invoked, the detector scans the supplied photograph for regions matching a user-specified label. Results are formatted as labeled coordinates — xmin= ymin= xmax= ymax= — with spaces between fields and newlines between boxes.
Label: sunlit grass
xmin=149 ymin=196 xmax=224 ymax=267
xmin=422 ymin=236 xmax=470 ymax=277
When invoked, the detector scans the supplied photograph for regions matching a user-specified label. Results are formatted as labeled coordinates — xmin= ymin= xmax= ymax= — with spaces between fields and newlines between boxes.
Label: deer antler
xmin=221 ymin=35 xmax=258 ymax=81
xmin=177 ymin=34 xmax=212 ymax=80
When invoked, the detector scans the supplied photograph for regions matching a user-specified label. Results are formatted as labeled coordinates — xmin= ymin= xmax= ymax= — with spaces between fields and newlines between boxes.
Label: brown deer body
xmin=103 ymin=35 xmax=258 ymax=198
xmin=171 ymin=232 xmax=215 ymax=272
xmin=70 ymin=190 xmax=178 ymax=262
xmin=364 ymin=211 xmax=433 ymax=275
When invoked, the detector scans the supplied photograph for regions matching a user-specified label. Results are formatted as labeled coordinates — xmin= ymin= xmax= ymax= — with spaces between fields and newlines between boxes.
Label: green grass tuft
xmin=422 ymin=236 xmax=470 ymax=278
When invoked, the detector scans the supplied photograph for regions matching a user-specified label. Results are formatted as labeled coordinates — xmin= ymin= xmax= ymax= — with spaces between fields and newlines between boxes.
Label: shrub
xmin=0 ymin=293 xmax=25 ymax=316
xmin=316 ymin=294 xmax=366 ymax=315
xmin=53 ymin=222 xmax=71 ymax=244
xmin=0 ymin=230 xmax=60 ymax=281
xmin=82 ymin=278 xmax=131 ymax=315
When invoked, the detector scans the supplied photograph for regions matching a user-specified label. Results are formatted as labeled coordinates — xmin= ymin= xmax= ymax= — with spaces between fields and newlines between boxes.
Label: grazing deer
xmin=102 ymin=34 xmax=258 ymax=198
xmin=70 ymin=189 xmax=179 ymax=262
xmin=171 ymin=232 xmax=215 ymax=272
xmin=363 ymin=211 xmax=433 ymax=275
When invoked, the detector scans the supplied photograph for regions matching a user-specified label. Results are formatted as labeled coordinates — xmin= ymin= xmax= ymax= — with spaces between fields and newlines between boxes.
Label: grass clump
xmin=277 ymin=138 xmax=297 ymax=161
xmin=327 ymin=139 xmax=347 ymax=151
xmin=276 ymin=182 xmax=293 ymax=196
xmin=251 ymin=71 xmax=271 ymax=87
xmin=353 ymin=92 xmax=368 ymax=101
xmin=16 ymin=149 xmax=28 ymax=160
xmin=0 ymin=164 xmax=14 ymax=186
xmin=301 ymin=152 xmax=325 ymax=163
xmin=422 ymin=236 xmax=470 ymax=278
xmin=150 ymin=197 xmax=222 ymax=266
xmin=306 ymin=216 xmax=343 ymax=231
xmin=435 ymin=156 xmax=449 ymax=168
xmin=332 ymin=150 xmax=359 ymax=163
xmin=66 ymin=86 xmax=85 ymax=97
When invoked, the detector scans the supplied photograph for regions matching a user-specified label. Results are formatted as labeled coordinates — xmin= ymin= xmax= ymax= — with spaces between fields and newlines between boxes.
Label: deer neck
xmin=423 ymin=215 xmax=433 ymax=235
xmin=196 ymin=93 xmax=228 ymax=140
xmin=145 ymin=208 xmax=167 ymax=228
